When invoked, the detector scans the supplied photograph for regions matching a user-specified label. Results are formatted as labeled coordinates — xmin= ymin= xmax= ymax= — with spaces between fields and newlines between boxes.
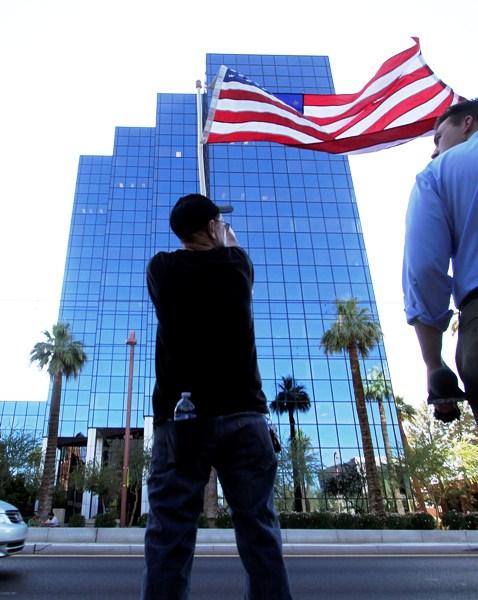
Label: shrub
xmin=334 ymin=512 xmax=357 ymax=529
xmin=408 ymin=512 xmax=435 ymax=530
xmin=137 ymin=513 xmax=148 ymax=528
xmin=384 ymin=513 xmax=407 ymax=530
xmin=307 ymin=511 xmax=336 ymax=529
xmin=442 ymin=510 xmax=466 ymax=530
xmin=279 ymin=512 xmax=314 ymax=529
xmin=357 ymin=513 xmax=385 ymax=529
xmin=279 ymin=511 xmax=385 ymax=529
xmin=443 ymin=511 xmax=478 ymax=530
xmin=95 ymin=512 xmax=117 ymax=528
xmin=68 ymin=513 xmax=85 ymax=527
xmin=382 ymin=512 xmax=436 ymax=530
xmin=277 ymin=511 xmax=437 ymax=530
xmin=215 ymin=509 xmax=233 ymax=528
xmin=197 ymin=513 xmax=208 ymax=528
xmin=465 ymin=513 xmax=478 ymax=530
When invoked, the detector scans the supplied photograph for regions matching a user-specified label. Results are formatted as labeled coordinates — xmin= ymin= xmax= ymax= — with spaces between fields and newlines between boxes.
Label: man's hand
xmin=225 ymin=224 xmax=239 ymax=247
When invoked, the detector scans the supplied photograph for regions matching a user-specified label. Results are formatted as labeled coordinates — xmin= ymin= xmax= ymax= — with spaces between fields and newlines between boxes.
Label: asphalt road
xmin=1 ymin=554 xmax=477 ymax=599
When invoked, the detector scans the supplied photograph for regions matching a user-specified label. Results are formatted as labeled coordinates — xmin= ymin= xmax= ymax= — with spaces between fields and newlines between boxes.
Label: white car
xmin=0 ymin=500 xmax=28 ymax=557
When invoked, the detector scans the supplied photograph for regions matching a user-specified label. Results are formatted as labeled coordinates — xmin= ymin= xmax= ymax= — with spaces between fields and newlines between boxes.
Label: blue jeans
xmin=141 ymin=413 xmax=293 ymax=600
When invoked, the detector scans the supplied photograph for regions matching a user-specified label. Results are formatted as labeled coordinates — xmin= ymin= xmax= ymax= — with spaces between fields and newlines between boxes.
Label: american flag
xmin=203 ymin=38 xmax=463 ymax=154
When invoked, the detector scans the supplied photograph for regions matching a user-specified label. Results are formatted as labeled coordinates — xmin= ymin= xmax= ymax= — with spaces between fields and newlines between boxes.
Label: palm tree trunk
xmin=348 ymin=344 xmax=385 ymax=516
xmin=38 ymin=372 xmax=62 ymax=522
xmin=128 ymin=487 xmax=140 ymax=527
xmin=288 ymin=408 xmax=303 ymax=512
xmin=203 ymin=467 xmax=218 ymax=527
xmin=378 ymin=400 xmax=404 ymax=514
xmin=411 ymin=477 xmax=427 ymax=513
xmin=396 ymin=410 xmax=427 ymax=512
xmin=437 ymin=479 xmax=448 ymax=515
xmin=302 ymin=476 xmax=311 ymax=512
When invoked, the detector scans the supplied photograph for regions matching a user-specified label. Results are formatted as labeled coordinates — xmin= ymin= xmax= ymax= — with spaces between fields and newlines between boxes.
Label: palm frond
xmin=394 ymin=395 xmax=417 ymax=421
xmin=364 ymin=367 xmax=392 ymax=403
xmin=270 ymin=375 xmax=311 ymax=415
xmin=30 ymin=322 xmax=87 ymax=378
xmin=320 ymin=297 xmax=382 ymax=358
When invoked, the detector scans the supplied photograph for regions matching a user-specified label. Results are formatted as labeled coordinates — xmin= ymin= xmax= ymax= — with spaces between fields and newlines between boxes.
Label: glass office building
xmin=0 ymin=53 xmax=406 ymax=514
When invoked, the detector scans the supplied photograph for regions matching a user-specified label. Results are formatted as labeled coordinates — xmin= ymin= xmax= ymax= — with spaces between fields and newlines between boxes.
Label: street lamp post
xmin=334 ymin=450 xmax=344 ymax=512
xmin=120 ymin=330 xmax=137 ymax=528
xmin=333 ymin=451 xmax=339 ymax=476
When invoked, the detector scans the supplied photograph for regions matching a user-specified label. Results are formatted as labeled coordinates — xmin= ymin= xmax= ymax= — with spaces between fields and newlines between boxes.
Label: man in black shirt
xmin=142 ymin=194 xmax=293 ymax=600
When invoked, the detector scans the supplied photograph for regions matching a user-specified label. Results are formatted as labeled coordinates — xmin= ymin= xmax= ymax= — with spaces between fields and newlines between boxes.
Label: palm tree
xmin=365 ymin=368 xmax=404 ymax=513
xmin=270 ymin=376 xmax=311 ymax=512
xmin=394 ymin=395 xmax=417 ymax=447
xmin=395 ymin=395 xmax=427 ymax=511
xmin=320 ymin=298 xmax=385 ymax=516
xmin=30 ymin=322 xmax=87 ymax=521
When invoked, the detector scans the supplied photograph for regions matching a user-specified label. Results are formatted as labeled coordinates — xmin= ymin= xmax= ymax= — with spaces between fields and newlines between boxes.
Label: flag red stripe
xmin=212 ymin=109 xmax=331 ymax=141
xmin=304 ymin=65 xmax=432 ymax=124
xmin=301 ymin=119 xmax=438 ymax=153
xmin=207 ymin=118 xmax=438 ymax=154
xmin=219 ymin=88 xmax=300 ymax=117
xmin=207 ymin=130 xmax=321 ymax=146
xmin=360 ymin=83 xmax=452 ymax=134
xmin=328 ymin=82 xmax=451 ymax=138
xmin=303 ymin=38 xmax=421 ymax=107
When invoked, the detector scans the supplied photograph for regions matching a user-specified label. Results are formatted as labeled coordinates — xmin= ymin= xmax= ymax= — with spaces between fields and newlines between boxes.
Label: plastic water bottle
xmin=173 ymin=392 xmax=196 ymax=421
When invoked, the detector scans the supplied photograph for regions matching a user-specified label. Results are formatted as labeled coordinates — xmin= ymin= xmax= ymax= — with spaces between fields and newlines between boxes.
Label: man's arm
xmin=146 ymin=254 xmax=167 ymax=311
xmin=413 ymin=321 xmax=444 ymax=375
xmin=403 ymin=165 xmax=458 ymax=413
xmin=402 ymin=166 xmax=454 ymax=332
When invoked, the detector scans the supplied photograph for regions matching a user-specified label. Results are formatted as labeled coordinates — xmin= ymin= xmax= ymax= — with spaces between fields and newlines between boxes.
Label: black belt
xmin=459 ymin=287 xmax=478 ymax=311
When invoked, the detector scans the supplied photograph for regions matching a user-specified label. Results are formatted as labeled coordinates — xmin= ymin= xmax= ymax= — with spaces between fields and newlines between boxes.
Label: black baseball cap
xmin=169 ymin=194 xmax=233 ymax=240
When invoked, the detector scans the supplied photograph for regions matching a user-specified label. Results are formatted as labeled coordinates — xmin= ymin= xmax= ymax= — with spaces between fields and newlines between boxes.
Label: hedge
xmin=442 ymin=511 xmax=478 ymax=530
xmin=194 ymin=511 xmax=437 ymax=529
xmin=100 ymin=510 xmax=478 ymax=530
xmin=279 ymin=511 xmax=435 ymax=530
xmin=68 ymin=513 xmax=85 ymax=527
xmin=94 ymin=511 xmax=117 ymax=528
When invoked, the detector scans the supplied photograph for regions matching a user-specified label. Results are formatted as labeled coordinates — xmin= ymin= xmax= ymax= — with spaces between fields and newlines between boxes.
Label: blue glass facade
xmin=0 ymin=53 xmax=404 ymax=510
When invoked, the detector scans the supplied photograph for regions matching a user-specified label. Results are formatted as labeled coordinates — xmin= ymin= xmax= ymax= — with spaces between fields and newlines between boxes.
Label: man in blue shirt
xmin=403 ymin=99 xmax=478 ymax=424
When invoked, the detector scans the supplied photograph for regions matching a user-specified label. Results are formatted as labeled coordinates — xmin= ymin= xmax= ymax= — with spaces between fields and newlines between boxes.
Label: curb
xmin=26 ymin=528 xmax=478 ymax=545
xmin=23 ymin=542 xmax=478 ymax=556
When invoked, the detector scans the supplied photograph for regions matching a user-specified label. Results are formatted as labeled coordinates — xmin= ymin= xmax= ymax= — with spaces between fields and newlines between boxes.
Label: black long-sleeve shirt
xmin=147 ymin=246 xmax=267 ymax=424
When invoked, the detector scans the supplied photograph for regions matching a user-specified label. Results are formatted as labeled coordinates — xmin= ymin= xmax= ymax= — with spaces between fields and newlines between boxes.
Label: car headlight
xmin=0 ymin=512 xmax=10 ymax=524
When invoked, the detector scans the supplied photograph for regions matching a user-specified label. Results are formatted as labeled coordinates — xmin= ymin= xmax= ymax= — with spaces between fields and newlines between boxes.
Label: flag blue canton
xmin=276 ymin=94 xmax=304 ymax=113
xmin=224 ymin=69 xmax=304 ymax=113
xmin=224 ymin=68 xmax=268 ymax=93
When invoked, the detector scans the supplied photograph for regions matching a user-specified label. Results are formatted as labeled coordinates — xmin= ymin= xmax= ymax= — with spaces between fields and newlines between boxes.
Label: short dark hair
xmin=169 ymin=194 xmax=220 ymax=240
xmin=169 ymin=194 xmax=233 ymax=241
xmin=436 ymin=98 xmax=478 ymax=128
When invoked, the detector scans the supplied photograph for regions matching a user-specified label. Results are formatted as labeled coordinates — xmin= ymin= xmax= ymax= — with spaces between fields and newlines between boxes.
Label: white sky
xmin=1 ymin=0 xmax=476 ymax=407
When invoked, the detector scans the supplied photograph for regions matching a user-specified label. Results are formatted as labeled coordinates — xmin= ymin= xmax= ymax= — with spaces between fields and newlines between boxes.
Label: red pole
xmin=120 ymin=330 xmax=136 ymax=528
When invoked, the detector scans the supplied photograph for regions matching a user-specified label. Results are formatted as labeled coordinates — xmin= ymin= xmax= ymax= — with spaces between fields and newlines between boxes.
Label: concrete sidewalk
xmin=24 ymin=528 xmax=478 ymax=556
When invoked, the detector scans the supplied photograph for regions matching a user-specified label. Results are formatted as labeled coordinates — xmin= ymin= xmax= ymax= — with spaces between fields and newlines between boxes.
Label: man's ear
xmin=463 ymin=115 xmax=475 ymax=135
xmin=206 ymin=219 xmax=217 ymax=240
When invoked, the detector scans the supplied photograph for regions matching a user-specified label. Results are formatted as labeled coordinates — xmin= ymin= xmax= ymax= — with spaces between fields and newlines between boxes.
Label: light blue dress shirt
xmin=403 ymin=131 xmax=478 ymax=331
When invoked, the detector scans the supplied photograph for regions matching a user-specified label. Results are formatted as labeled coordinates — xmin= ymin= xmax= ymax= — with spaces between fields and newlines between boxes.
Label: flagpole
xmin=196 ymin=79 xmax=207 ymax=195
